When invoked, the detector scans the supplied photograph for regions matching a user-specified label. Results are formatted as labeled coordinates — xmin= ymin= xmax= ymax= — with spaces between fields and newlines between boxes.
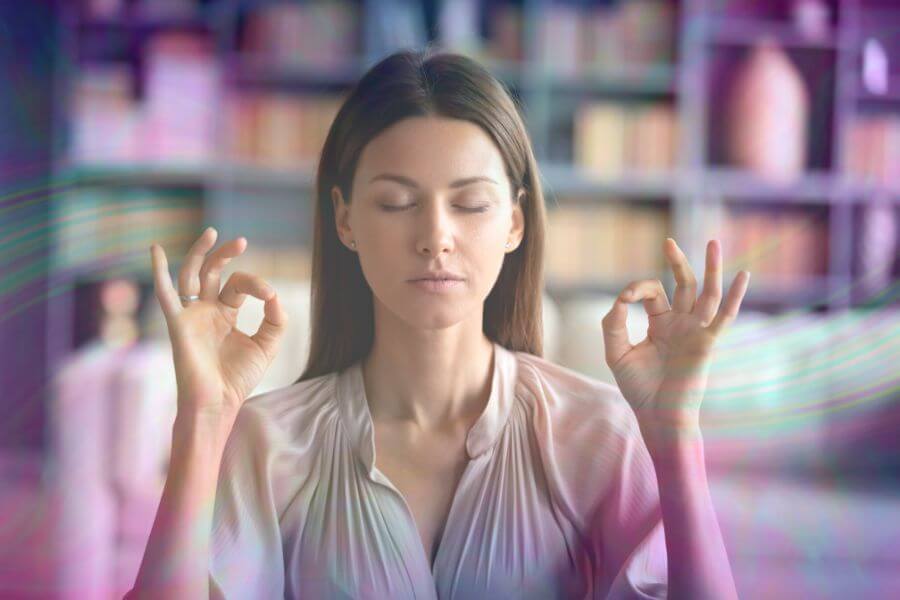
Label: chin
xmin=400 ymin=304 xmax=469 ymax=330
xmin=384 ymin=292 xmax=478 ymax=331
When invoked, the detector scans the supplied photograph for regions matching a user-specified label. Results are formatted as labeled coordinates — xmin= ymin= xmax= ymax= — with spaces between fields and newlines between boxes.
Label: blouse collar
xmin=336 ymin=341 xmax=518 ymax=477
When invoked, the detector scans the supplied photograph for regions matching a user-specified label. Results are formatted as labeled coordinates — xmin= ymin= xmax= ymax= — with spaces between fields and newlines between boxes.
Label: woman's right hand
xmin=149 ymin=227 xmax=289 ymax=419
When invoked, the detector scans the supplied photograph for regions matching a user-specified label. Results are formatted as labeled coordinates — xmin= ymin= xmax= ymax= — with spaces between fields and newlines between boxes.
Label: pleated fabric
xmin=209 ymin=342 xmax=668 ymax=599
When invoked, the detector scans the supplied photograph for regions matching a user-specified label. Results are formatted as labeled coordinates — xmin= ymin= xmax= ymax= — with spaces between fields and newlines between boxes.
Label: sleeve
xmin=208 ymin=404 xmax=286 ymax=599
xmin=591 ymin=398 xmax=668 ymax=600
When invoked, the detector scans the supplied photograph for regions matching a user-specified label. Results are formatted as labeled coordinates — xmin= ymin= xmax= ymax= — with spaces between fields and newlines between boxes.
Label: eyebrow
xmin=368 ymin=174 xmax=499 ymax=189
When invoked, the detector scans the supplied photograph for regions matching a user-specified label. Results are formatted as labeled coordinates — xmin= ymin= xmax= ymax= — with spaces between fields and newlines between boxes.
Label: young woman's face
xmin=332 ymin=116 xmax=524 ymax=331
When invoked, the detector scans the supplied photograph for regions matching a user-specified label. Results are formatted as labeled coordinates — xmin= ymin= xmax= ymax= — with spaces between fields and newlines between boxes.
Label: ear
xmin=506 ymin=188 xmax=526 ymax=252
xmin=331 ymin=185 xmax=355 ymax=250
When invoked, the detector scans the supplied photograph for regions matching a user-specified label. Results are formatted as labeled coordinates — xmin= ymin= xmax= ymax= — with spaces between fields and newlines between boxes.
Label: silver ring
xmin=179 ymin=294 xmax=200 ymax=303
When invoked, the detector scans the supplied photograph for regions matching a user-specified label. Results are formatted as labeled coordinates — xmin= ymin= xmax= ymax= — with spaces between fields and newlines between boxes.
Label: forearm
xmin=642 ymin=425 xmax=739 ymax=600
xmin=127 ymin=408 xmax=236 ymax=599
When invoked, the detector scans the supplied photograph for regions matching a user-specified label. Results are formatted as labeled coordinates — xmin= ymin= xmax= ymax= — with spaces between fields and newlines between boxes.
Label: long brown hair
xmin=297 ymin=46 xmax=546 ymax=382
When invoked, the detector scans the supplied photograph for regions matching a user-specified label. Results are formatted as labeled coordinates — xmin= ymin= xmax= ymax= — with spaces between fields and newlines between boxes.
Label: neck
xmin=362 ymin=310 xmax=495 ymax=432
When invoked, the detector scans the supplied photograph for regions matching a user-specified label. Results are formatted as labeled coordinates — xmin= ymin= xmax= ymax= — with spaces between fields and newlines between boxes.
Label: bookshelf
xmin=47 ymin=0 xmax=900 ymax=378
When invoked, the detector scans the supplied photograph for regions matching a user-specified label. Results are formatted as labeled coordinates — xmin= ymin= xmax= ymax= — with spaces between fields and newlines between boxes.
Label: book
xmin=224 ymin=92 xmax=343 ymax=169
xmin=243 ymin=1 xmax=359 ymax=69
xmin=574 ymin=101 xmax=677 ymax=177
xmin=142 ymin=32 xmax=218 ymax=163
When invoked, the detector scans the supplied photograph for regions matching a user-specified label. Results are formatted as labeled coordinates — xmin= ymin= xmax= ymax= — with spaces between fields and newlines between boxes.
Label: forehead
xmin=354 ymin=116 xmax=508 ymax=187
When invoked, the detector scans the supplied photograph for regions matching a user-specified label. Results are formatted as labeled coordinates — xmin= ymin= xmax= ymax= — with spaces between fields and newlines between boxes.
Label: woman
xmin=130 ymin=48 xmax=747 ymax=599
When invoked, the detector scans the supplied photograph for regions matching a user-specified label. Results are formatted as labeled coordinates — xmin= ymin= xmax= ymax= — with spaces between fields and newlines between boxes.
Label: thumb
xmin=251 ymin=289 xmax=289 ymax=359
xmin=601 ymin=296 xmax=633 ymax=369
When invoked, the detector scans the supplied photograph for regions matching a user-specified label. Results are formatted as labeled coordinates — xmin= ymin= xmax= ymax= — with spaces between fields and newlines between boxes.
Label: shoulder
xmin=226 ymin=371 xmax=339 ymax=456
xmin=508 ymin=351 xmax=654 ymax=532
xmin=512 ymin=350 xmax=639 ymax=440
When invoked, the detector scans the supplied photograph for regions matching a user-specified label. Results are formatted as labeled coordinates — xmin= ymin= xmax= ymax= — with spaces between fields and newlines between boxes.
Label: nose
xmin=415 ymin=201 xmax=455 ymax=257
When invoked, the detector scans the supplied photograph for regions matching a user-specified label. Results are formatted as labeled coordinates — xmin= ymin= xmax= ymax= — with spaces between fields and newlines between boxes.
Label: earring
xmin=350 ymin=240 xmax=357 ymax=249
xmin=505 ymin=242 xmax=511 ymax=249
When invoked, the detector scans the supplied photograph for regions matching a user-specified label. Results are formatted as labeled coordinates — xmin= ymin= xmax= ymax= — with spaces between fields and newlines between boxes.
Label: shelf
xmin=701 ymin=168 xmax=894 ymax=203
xmin=742 ymin=274 xmax=846 ymax=308
xmin=55 ymin=162 xmax=210 ymax=187
xmin=541 ymin=163 xmax=679 ymax=200
xmin=854 ymin=87 xmax=900 ymax=105
xmin=227 ymin=54 xmax=367 ymax=87
xmin=545 ymin=275 xmax=846 ymax=309
xmin=51 ymin=162 xmax=900 ymax=205
xmin=212 ymin=163 xmax=315 ymax=189
xmin=70 ymin=5 xmax=219 ymax=31
xmin=545 ymin=276 xmax=657 ymax=301
xmin=538 ymin=64 xmax=677 ymax=96
xmin=54 ymin=162 xmax=321 ymax=190
xmin=702 ymin=17 xmax=843 ymax=50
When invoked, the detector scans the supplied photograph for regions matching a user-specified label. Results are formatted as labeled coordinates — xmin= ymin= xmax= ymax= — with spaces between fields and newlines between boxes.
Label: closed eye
xmin=378 ymin=203 xmax=490 ymax=213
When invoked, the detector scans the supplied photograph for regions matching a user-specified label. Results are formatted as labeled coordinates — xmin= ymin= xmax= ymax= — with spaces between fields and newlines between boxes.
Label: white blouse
xmin=208 ymin=341 xmax=668 ymax=599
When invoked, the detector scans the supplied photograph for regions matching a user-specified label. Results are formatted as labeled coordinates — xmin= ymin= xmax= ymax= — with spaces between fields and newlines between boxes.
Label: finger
xmin=150 ymin=244 xmax=181 ymax=320
xmin=250 ymin=289 xmax=289 ymax=359
xmin=219 ymin=271 xmax=274 ymax=310
xmin=664 ymin=237 xmax=698 ymax=313
xmin=601 ymin=297 xmax=633 ymax=368
xmin=178 ymin=226 xmax=218 ymax=299
xmin=707 ymin=271 xmax=750 ymax=337
xmin=199 ymin=236 xmax=247 ymax=302
xmin=621 ymin=279 xmax=671 ymax=317
xmin=693 ymin=239 xmax=724 ymax=327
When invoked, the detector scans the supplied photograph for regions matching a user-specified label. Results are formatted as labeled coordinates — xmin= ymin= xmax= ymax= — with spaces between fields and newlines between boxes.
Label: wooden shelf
xmin=214 ymin=163 xmax=316 ymax=189
xmin=546 ymin=275 xmax=846 ymax=307
xmin=70 ymin=4 xmax=220 ymax=31
xmin=702 ymin=16 xmax=843 ymax=50
xmin=56 ymin=162 xmax=210 ymax=187
xmin=704 ymin=168 xmax=900 ymax=203
xmin=741 ymin=275 xmax=846 ymax=307
xmin=538 ymin=64 xmax=677 ymax=96
xmin=541 ymin=163 xmax=679 ymax=200
xmin=545 ymin=276 xmax=659 ymax=301
xmin=227 ymin=54 xmax=366 ymax=87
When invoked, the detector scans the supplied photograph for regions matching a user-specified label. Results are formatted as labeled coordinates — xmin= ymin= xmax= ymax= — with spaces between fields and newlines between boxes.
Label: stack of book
xmin=142 ymin=33 xmax=219 ymax=163
xmin=242 ymin=1 xmax=360 ymax=70
xmin=484 ymin=3 xmax=524 ymax=63
xmin=224 ymin=92 xmax=344 ymax=169
xmin=538 ymin=0 xmax=675 ymax=76
xmin=54 ymin=188 xmax=203 ymax=274
xmin=844 ymin=114 xmax=900 ymax=189
xmin=720 ymin=208 xmax=829 ymax=284
xmin=544 ymin=201 xmax=670 ymax=284
xmin=70 ymin=64 xmax=138 ymax=163
xmin=69 ymin=32 xmax=218 ymax=165
xmin=573 ymin=102 xmax=678 ymax=177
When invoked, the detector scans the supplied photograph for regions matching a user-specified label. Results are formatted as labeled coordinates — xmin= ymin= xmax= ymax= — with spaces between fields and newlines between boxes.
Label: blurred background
xmin=0 ymin=0 xmax=898 ymax=598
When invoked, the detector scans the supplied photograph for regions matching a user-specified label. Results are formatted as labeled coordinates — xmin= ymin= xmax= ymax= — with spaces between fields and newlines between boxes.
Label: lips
xmin=409 ymin=272 xmax=465 ymax=282
xmin=410 ymin=278 xmax=464 ymax=293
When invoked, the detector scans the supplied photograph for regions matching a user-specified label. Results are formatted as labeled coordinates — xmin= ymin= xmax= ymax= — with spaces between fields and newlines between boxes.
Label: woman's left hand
xmin=601 ymin=238 xmax=750 ymax=440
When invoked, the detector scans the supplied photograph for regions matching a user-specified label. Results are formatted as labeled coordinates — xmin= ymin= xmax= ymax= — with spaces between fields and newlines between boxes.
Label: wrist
xmin=173 ymin=407 xmax=238 ymax=443
xmin=638 ymin=415 xmax=703 ymax=456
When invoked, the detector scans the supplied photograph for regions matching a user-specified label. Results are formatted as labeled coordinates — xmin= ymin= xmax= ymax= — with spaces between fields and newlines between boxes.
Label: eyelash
xmin=379 ymin=204 xmax=489 ymax=213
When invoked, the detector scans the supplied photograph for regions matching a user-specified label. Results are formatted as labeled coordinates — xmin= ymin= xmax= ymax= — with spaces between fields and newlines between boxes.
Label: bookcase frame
xmin=46 ymin=0 xmax=900 ymax=379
